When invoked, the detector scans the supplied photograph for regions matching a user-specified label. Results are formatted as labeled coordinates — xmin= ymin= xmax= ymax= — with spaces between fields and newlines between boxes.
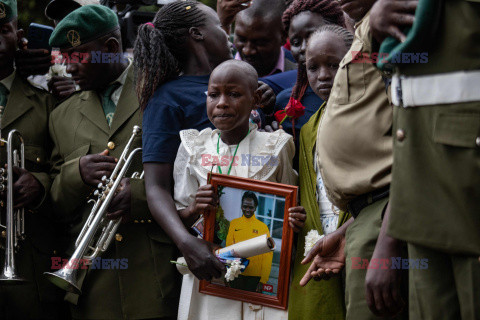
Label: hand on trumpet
xmin=79 ymin=149 xmax=118 ymax=187
xmin=106 ymin=178 xmax=132 ymax=223
xmin=2 ymin=166 xmax=44 ymax=209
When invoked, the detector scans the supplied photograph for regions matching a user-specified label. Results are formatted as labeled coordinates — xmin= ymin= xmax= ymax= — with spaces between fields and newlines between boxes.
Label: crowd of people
xmin=0 ymin=0 xmax=478 ymax=319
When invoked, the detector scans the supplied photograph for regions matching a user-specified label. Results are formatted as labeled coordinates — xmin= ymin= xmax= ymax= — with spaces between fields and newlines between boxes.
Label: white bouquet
xmin=304 ymin=229 xmax=324 ymax=257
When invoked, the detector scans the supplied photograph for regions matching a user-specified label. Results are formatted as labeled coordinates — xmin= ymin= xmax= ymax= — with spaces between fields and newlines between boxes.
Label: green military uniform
xmin=47 ymin=5 xmax=180 ymax=319
xmin=315 ymin=13 xmax=407 ymax=320
xmin=49 ymin=64 xmax=180 ymax=320
xmin=0 ymin=0 xmax=68 ymax=318
xmin=0 ymin=74 xmax=68 ymax=319
xmin=379 ymin=0 xmax=480 ymax=319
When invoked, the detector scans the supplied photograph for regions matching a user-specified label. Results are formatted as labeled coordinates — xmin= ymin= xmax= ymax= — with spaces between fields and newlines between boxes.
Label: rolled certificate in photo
xmin=173 ymin=235 xmax=275 ymax=275
xmin=215 ymin=234 xmax=276 ymax=258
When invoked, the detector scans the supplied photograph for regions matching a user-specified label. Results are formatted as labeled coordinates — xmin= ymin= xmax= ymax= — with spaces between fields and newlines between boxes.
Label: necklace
xmin=216 ymin=128 xmax=250 ymax=176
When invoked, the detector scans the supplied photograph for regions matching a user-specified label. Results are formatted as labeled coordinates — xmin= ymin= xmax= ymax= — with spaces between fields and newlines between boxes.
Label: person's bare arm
xmin=144 ymin=163 xmax=225 ymax=280
xmin=300 ymin=217 xmax=354 ymax=286
xmin=365 ymin=203 xmax=406 ymax=317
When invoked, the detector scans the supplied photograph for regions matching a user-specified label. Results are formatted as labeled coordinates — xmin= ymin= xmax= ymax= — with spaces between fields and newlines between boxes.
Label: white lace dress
xmin=174 ymin=123 xmax=297 ymax=320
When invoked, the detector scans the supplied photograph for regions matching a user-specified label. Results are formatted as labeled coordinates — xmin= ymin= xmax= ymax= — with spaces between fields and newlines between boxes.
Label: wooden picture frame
xmin=199 ymin=173 xmax=298 ymax=310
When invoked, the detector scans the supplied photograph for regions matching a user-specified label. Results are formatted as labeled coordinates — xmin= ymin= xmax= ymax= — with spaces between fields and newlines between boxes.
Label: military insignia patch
xmin=67 ymin=30 xmax=81 ymax=47
xmin=0 ymin=3 xmax=6 ymax=19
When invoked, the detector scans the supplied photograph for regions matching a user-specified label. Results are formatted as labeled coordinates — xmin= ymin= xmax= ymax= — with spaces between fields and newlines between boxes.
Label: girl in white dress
xmin=173 ymin=60 xmax=303 ymax=320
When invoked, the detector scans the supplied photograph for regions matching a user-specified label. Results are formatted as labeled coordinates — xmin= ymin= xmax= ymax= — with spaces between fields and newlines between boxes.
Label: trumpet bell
xmin=44 ymin=270 xmax=82 ymax=295
xmin=0 ymin=265 xmax=27 ymax=284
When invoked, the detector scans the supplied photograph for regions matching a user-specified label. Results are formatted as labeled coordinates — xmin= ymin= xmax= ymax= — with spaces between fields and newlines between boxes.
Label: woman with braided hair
xmin=273 ymin=0 xmax=345 ymax=170
xmin=133 ymin=0 xmax=233 ymax=291
xmin=289 ymin=25 xmax=354 ymax=320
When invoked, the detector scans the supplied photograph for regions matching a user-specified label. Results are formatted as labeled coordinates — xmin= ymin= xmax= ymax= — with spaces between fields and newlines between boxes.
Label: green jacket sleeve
xmin=25 ymin=91 xmax=57 ymax=211
xmin=49 ymin=115 xmax=92 ymax=221
xmin=29 ymin=171 xmax=51 ymax=210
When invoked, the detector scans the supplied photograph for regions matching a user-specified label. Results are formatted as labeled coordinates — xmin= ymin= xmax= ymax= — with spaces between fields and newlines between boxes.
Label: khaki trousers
xmin=345 ymin=198 xmax=408 ymax=320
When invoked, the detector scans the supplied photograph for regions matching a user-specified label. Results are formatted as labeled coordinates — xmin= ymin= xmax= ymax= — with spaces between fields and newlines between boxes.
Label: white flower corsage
xmin=304 ymin=229 xmax=324 ymax=257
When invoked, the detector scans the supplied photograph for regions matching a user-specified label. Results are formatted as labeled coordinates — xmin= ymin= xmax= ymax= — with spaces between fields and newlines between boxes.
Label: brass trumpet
xmin=44 ymin=126 xmax=143 ymax=294
xmin=0 ymin=129 xmax=27 ymax=284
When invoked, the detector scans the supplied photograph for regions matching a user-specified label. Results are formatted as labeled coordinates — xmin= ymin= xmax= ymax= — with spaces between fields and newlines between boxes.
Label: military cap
xmin=377 ymin=0 xmax=442 ymax=71
xmin=49 ymin=4 xmax=119 ymax=49
xmin=45 ymin=0 xmax=99 ymax=21
xmin=0 ymin=0 xmax=17 ymax=24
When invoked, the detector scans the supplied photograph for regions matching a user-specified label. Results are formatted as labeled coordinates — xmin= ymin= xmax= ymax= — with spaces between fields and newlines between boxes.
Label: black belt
xmin=347 ymin=186 xmax=390 ymax=219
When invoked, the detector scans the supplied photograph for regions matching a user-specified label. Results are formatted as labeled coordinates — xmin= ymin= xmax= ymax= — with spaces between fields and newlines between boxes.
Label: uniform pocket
xmin=64 ymin=144 xmax=90 ymax=162
xmin=332 ymin=41 xmax=367 ymax=105
xmin=433 ymin=112 xmax=480 ymax=148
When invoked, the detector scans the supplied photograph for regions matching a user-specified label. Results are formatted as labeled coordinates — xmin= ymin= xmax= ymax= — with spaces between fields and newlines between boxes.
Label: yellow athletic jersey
xmin=226 ymin=215 xmax=273 ymax=283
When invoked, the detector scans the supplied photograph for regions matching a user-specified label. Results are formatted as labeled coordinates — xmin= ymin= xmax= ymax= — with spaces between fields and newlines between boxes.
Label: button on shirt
xmin=315 ymin=13 xmax=393 ymax=211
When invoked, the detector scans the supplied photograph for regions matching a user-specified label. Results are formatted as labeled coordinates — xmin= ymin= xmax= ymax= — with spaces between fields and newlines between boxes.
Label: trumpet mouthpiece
xmin=133 ymin=126 xmax=142 ymax=135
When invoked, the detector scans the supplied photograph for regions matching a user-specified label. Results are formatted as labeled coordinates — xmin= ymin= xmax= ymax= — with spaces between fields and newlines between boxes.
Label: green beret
xmin=49 ymin=4 xmax=119 ymax=49
xmin=0 ymin=0 xmax=17 ymax=24
xmin=377 ymin=0 xmax=442 ymax=71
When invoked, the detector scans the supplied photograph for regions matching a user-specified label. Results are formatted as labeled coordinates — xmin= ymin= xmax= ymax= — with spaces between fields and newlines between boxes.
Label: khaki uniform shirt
xmin=315 ymin=13 xmax=392 ymax=211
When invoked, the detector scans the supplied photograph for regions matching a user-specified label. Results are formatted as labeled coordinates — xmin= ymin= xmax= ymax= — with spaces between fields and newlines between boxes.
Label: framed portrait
xmin=199 ymin=173 xmax=298 ymax=310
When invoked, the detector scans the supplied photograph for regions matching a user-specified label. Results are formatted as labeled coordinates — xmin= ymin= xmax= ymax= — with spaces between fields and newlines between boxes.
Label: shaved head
xmin=211 ymin=60 xmax=258 ymax=91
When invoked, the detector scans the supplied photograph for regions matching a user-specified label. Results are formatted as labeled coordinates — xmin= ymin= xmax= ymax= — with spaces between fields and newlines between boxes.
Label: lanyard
xmin=216 ymin=129 xmax=250 ymax=176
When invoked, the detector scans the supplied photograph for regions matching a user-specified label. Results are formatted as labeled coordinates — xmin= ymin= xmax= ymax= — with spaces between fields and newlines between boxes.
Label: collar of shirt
xmin=0 ymin=70 xmax=16 ymax=92
xmin=109 ymin=58 xmax=132 ymax=107
xmin=239 ymin=214 xmax=257 ymax=224
xmin=354 ymin=10 xmax=370 ymax=30
xmin=234 ymin=47 xmax=285 ymax=76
